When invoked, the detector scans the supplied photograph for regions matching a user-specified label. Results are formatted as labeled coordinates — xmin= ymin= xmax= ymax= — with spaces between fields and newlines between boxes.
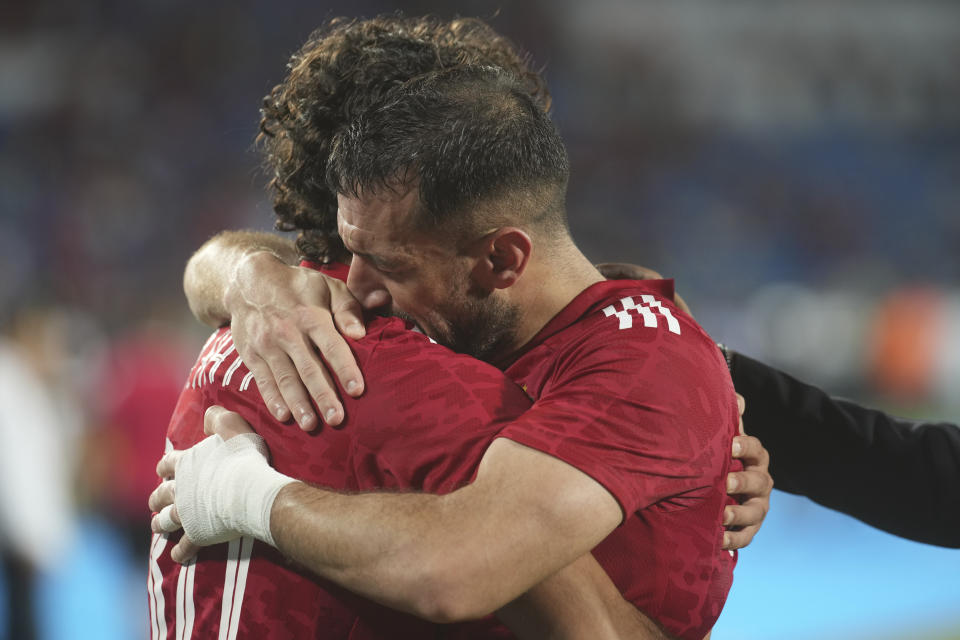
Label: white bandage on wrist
xmin=174 ymin=432 xmax=296 ymax=547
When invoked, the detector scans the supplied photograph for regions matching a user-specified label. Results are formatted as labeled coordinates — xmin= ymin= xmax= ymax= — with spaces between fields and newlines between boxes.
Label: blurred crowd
xmin=0 ymin=0 xmax=958 ymax=638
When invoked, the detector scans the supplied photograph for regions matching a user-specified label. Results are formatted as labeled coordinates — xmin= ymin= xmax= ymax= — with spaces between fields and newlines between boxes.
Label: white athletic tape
xmin=155 ymin=504 xmax=180 ymax=533
xmin=174 ymin=433 xmax=295 ymax=548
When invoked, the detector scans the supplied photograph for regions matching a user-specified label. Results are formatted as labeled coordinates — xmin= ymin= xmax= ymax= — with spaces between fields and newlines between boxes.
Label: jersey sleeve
xmin=498 ymin=308 xmax=738 ymax=518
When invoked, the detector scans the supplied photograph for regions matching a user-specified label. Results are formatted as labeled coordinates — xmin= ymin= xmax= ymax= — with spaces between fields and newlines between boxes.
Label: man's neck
xmin=500 ymin=244 xmax=605 ymax=359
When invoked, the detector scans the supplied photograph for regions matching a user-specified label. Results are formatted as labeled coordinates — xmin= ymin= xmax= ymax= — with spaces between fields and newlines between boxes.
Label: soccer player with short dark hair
xmin=151 ymin=16 xmax=739 ymax=640
xmin=157 ymin=58 xmax=741 ymax=639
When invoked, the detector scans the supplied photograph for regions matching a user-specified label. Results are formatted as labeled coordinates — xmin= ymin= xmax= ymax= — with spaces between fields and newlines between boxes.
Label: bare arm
xmin=499 ymin=553 xmax=675 ymax=640
xmin=267 ymin=438 xmax=622 ymax=622
xmin=153 ymin=410 xmax=674 ymax=638
xmin=156 ymin=412 xmax=622 ymax=624
xmin=182 ymin=231 xmax=365 ymax=429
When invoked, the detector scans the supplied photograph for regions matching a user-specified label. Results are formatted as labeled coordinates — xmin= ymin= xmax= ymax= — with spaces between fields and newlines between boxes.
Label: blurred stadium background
xmin=1 ymin=0 xmax=957 ymax=638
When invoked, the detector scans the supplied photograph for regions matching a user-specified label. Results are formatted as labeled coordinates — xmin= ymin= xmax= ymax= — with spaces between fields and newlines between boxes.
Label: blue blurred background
xmin=1 ymin=0 xmax=957 ymax=638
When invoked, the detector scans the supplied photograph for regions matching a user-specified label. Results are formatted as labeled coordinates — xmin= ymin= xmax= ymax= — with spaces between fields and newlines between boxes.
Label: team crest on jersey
xmin=602 ymin=296 xmax=681 ymax=334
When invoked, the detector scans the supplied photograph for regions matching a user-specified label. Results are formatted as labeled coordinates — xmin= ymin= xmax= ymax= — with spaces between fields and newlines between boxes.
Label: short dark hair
xmin=258 ymin=15 xmax=549 ymax=261
xmin=327 ymin=65 xmax=570 ymax=240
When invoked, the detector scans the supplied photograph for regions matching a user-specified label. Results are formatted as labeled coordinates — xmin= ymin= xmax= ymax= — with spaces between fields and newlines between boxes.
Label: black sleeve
xmin=730 ymin=350 xmax=960 ymax=548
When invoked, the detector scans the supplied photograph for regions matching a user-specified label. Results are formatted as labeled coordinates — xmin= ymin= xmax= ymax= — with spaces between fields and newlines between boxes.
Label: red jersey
xmin=499 ymin=279 xmax=739 ymax=639
xmin=150 ymin=263 xmax=533 ymax=639
xmin=149 ymin=265 xmax=736 ymax=640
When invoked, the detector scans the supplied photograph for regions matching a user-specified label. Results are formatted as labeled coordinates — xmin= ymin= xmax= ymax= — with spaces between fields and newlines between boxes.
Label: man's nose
xmin=346 ymin=257 xmax=392 ymax=310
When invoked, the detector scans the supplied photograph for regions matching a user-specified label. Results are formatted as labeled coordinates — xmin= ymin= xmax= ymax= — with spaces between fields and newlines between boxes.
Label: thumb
xmin=204 ymin=405 xmax=255 ymax=440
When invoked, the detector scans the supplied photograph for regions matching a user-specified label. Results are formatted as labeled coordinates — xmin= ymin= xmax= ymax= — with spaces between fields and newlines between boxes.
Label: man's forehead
xmin=337 ymin=190 xmax=420 ymax=253
xmin=336 ymin=213 xmax=372 ymax=251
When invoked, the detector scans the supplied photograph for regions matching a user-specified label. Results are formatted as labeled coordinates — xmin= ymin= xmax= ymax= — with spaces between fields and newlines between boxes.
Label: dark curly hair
xmin=258 ymin=14 xmax=550 ymax=262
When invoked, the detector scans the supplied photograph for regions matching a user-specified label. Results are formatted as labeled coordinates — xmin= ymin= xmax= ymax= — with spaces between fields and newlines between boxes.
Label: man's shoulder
xmin=183 ymin=328 xmax=254 ymax=397
xmin=361 ymin=317 xmax=519 ymax=385
xmin=179 ymin=320 xmax=529 ymax=439
xmin=548 ymin=279 xmax=717 ymax=361
xmin=358 ymin=319 xmax=532 ymax=425
xmin=181 ymin=319 xmax=428 ymax=396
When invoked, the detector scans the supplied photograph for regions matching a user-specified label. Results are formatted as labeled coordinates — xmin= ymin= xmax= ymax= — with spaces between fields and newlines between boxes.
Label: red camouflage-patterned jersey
xmin=501 ymin=278 xmax=740 ymax=638
xmin=148 ymin=263 xmax=737 ymax=640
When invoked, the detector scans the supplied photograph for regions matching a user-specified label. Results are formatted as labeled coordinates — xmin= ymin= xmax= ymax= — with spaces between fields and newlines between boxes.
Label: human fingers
xmin=149 ymin=479 xmax=176 ymax=512
xmin=306 ymin=314 xmax=364 ymax=407
xmin=156 ymin=450 xmax=185 ymax=480
xmin=723 ymin=492 xmax=769 ymax=529
xmin=220 ymin=255 xmax=368 ymax=427
xmin=259 ymin=349 xmax=319 ymax=431
xmin=328 ymin=276 xmax=367 ymax=341
xmin=295 ymin=339 xmax=346 ymax=428
xmin=723 ymin=524 xmax=760 ymax=551
xmin=225 ymin=259 xmax=350 ymax=428
xmin=731 ymin=435 xmax=770 ymax=469
xmin=735 ymin=394 xmax=746 ymax=435
xmin=203 ymin=405 xmax=256 ymax=439
xmin=171 ymin=535 xmax=202 ymax=564
xmin=724 ymin=431 xmax=772 ymax=551
xmin=286 ymin=318 xmax=348 ymax=428
xmin=325 ymin=279 xmax=366 ymax=400
xmin=251 ymin=283 xmax=361 ymax=428
xmin=727 ymin=465 xmax=774 ymax=496
xmin=151 ymin=504 xmax=182 ymax=534
xmin=243 ymin=354 xmax=292 ymax=423
xmin=290 ymin=271 xmax=364 ymax=410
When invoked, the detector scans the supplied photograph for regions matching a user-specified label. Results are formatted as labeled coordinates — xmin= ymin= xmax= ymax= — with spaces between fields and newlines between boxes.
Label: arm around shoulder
xmin=498 ymin=552 xmax=675 ymax=640
xmin=269 ymin=437 xmax=623 ymax=622
xmin=731 ymin=349 xmax=960 ymax=547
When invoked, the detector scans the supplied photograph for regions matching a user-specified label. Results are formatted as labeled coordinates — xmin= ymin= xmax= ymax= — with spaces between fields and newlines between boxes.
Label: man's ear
xmin=472 ymin=227 xmax=532 ymax=290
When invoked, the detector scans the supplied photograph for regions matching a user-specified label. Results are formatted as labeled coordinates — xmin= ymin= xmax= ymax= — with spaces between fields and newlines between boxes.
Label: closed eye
xmin=354 ymin=252 xmax=403 ymax=275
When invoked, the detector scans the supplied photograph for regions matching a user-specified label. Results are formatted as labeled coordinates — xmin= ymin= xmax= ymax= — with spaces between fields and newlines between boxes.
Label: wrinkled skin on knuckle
xmin=315 ymin=334 xmax=348 ymax=358
xmin=296 ymin=361 xmax=330 ymax=391
xmin=330 ymin=361 xmax=358 ymax=383
xmin=310 ymin=389 xmax=337 ymax=409
xmin=274 ymin=369 xmax=301 ymax=390
xmin=252 ymin=377 xmax=271 ymax=395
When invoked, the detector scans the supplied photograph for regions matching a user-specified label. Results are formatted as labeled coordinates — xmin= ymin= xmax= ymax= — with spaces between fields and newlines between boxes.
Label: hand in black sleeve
xmin=729 ymin=350 xmax=960 ymax=548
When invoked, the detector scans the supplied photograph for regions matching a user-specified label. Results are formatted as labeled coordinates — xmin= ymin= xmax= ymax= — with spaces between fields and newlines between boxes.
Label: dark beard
xmin=443 ymin=294 xmax=520 ymax=363
xmin=378 ymin=288 xmax=520 ymax=363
